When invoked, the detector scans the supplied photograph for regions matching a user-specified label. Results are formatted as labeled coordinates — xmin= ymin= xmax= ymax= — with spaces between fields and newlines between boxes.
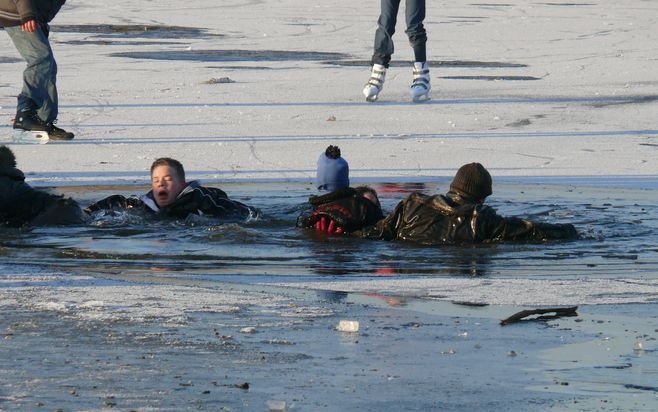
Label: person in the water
xmin=362 ymin=162 xmax=579 ymax=245
xmin=86 ymin=157 xmax=258 ymax=220
xmin=0 ymin=145 xmax=86 ymax=227
xmin=298 ymin=145 xmax=384 ymax=235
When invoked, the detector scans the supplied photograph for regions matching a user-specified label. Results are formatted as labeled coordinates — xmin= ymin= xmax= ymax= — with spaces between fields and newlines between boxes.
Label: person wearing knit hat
xmin=449 ymin=162 xmax=492 ymax=202
xmin=316 ymin=145 xmax=349 ymax=192
xmin=363 ymin=162 xmax=579 ymax=244
xmin=299 ymin=145 xmax=383 ymax=236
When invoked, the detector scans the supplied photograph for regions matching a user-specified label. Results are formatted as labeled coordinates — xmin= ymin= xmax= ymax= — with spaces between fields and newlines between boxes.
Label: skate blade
xmin=12 ymin=129 xmax=50 ymax=144
xmin=365 ymin=94 xmax=379 ymax=102
xmin=412 ymin=93 xmax=431 ymax=103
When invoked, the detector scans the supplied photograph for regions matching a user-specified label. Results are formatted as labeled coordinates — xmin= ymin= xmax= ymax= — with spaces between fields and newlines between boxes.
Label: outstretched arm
xmin=484 ymin=209 xmax=579 ymax=242
xmin=85 ymin=195 xmax=143 ymax=213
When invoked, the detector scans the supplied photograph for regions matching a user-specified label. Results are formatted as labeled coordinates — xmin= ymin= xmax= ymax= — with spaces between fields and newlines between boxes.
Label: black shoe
xmin=13 ymin=109 xmax=49 ymax=132
xmin=47 ymin=122 xmax=75 ymax=140
xmin=13 ymin=110 xmax=74 ymax=141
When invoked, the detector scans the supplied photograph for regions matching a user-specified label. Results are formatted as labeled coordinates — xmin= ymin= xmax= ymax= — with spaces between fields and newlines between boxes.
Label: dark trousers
xmin=371 ymin=0 xmax=427 ymax=67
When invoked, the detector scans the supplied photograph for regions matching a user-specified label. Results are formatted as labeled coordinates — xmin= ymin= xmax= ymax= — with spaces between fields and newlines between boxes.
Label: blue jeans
xmin=371 ymin=0 xmax=427 ymax=67
xmin=5 ymin=25 xmax=58 ymax=123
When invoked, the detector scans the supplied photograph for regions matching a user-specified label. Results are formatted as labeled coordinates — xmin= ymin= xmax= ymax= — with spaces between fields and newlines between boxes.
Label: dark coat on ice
xmin=361 ymin=191 xmax=579 ymax=245
xmin=0 ymin=0 xmax=66 ymax=27
xmin=0 ymin=165 xmax=85 ymax=227
xmin=86 ymin=181 xmax=259 ymax=221
xmin=297 ymin=187 xmax=384 ymax=234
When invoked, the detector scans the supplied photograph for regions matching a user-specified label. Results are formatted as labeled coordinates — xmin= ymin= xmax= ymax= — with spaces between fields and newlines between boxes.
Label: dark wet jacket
xmin=297 ymin=187 xmax=384 ymax=233
xmin=363 ymin=191 xmax=578 ymax=245
xmin=0 ymin=166 xmax=85 ymax=227
xmin=86 ymin=180 xmax=259 ymax=221
xmin=0 ymin=0 xmax=65 ymax=27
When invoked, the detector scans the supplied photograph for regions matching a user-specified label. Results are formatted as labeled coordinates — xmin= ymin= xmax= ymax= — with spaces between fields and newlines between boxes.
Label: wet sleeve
xmin=31 ymin=198 xmax=88 ymax=226
xmin=484 ymin=209 xmax=578 ymax=241
xmin=360 ymin=200 xmax=404 ymax=240
xmin=191 ymin=190 xmax=258 ymax=220
xmin=300 ymin=201 xmax=354 ymax=230
xmin=4 ymin=183 xmax=63 ymax=226
xmin=86 ymin=195 xmax=142 ymax=212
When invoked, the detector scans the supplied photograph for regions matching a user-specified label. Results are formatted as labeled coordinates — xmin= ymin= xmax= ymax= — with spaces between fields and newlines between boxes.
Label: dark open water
xmin=2 ymin=180 xmax=656 ymax=286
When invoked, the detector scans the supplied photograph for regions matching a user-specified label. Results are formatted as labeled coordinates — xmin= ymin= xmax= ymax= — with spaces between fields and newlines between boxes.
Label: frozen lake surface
xmin=1 ymin=0 xmax=657 ymax=409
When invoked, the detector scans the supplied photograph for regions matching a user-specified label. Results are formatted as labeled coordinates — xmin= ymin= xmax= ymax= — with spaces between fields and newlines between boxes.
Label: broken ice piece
xmin=266 ymin=399 xmax=286 ymax=411
xmin=337 ymin=320 xmax=359 ymax=333
xmin=240 ymin=327 xmax=257 ymax=334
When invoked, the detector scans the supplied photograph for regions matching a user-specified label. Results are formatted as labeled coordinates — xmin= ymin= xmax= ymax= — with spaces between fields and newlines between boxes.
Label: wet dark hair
xmin=325 ymin=145 xmax=341 ymax=159
xmin=0 ymin=145 xmax=17 ymax=168
xmin=150 ymin=157 xmax=185 ymax=181
xmin=355 ymin=185 xmax=381 ymax=208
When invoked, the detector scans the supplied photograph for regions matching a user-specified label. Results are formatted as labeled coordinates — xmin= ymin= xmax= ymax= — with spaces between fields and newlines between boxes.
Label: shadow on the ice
xmin=325 ymin=59 xmax=527 ymax=68
xmin=49 ymin=94 xmax=658 ymax=109
xmin=0 ymin=56 xmax=22 ymax=64
xmin=110 ymin=49 xmax=350 ymax=62
xmin=51 ymin=24 xmax=221 ymax=39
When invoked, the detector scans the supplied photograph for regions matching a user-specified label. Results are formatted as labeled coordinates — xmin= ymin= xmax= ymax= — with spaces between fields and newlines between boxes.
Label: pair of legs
xmin=364 ymin=0 xmax=430 ymax=102
xmin=5 ymin=25 xmax=73 ymax=141
xmin=5 ymin=25 xmax=59 ymax=123
xmin=372 ymin=0 xmax=427 ymax=68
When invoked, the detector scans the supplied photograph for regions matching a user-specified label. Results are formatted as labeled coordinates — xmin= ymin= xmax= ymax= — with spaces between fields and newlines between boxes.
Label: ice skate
xmin=12 ymin=109 xmax=50 ymax=144
xmin=12 ymin=109 xmax=73 ymax=143
xmin=11 ymin=128 xmax=49 ymax=144
xmin=362 ymin=64 xmax=386 ymax=102
xmin=410 ymin=62 xmax=431 ymax=102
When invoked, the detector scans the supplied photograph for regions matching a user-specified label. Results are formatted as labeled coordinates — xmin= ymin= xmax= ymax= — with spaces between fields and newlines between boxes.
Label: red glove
xmin=315 ymin=216 xmax=344 ymax=235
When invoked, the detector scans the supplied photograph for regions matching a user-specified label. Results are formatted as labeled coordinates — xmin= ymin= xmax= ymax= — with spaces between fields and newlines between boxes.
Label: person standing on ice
xmin=298 ymin=146 xmax=384 ymax=236
xmin=362 ymin=0 xmax=430 ymax=102
xmin=1 ymin=0 xmax=74 ymax=142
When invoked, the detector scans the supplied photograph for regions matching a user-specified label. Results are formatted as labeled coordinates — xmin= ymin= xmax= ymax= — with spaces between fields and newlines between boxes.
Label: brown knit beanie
xmin=449 ymin=162 xmax=492 ymax=200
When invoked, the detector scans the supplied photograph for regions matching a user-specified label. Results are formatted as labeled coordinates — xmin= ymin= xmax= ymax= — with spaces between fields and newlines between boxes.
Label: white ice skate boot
xmin=410 ymin=62 xmax=431 ymax=102
xmin=363 ymin=64 xmax=386 ymax=102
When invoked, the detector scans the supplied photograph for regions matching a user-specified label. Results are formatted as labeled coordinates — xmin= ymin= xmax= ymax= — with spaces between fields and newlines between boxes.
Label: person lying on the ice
xmin=0 ymin=145 xmax=86 ymax=227
xmin=86 ymin=157 xmax=258 ymax=220
xmin=298 ymin=145 xmax=384 ymax=235
xmin=363 ymin=162 xmax=579 ymax=245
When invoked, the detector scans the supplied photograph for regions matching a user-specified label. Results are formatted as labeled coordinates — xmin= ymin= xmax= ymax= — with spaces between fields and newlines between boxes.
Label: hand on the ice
xmin=21 ymin=19 xmax=38 ymax=33
xmin=315 ymin=216 xmax=344 ymax=236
